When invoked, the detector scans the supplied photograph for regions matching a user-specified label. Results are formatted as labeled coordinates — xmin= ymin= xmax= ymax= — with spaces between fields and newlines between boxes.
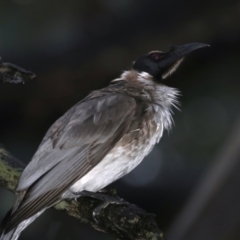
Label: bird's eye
xmin=150 ymin=53 xmax=162 ymax=62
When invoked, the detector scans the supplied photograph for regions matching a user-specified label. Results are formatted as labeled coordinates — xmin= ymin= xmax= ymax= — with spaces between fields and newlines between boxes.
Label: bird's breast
xmin=70 ymin=115 xmax=163 ymax=194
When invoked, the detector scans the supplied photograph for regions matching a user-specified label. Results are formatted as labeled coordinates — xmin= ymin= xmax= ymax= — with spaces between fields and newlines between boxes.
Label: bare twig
xmin=0 ymin=57 xmax=36 ymax=84
xmin=0 ymin=145 xmax=163 ymax=240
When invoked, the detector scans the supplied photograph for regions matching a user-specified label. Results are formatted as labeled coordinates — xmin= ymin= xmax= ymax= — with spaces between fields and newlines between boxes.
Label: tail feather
xmin=1 ymin=227 xmax=20 ymax=240
xmin=0 ymin=210 xmax=45 ymax=240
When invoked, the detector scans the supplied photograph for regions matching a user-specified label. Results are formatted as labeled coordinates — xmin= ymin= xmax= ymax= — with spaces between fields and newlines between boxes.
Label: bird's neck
xmin=111 ymin=70 xmax=180 ymax=130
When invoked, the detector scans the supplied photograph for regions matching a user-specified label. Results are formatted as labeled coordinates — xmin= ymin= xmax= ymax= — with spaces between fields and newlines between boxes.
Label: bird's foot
xmin=80 ymin=191 xmax=128 ymax=222
xmin=65 ymin=190 xmax=84 ymax=201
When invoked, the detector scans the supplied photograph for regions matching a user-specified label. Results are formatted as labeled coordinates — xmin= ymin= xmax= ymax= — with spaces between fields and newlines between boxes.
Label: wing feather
xmin=6 ymin=93 xmax=136 ymax=231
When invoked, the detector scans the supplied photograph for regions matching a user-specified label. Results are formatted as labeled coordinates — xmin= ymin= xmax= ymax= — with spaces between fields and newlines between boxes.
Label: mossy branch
xmin=0 ymin=145 xmax=163 ymax=240
xmin=0 ymin=57 xmax=36 ymax=84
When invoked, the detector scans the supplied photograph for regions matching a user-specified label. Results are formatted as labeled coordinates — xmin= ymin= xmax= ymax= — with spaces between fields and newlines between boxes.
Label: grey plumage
xmin=0 ymin=43 xmax=208 ymax=240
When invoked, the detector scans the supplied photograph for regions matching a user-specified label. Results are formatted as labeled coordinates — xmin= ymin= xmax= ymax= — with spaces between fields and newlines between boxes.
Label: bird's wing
xmin=6 ymin=93 xmax=137 ymax=231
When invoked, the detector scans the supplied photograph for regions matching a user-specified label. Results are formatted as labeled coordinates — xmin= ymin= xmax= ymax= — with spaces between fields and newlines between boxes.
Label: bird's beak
xmin=159 ymin=43 xmax=210 ymax=69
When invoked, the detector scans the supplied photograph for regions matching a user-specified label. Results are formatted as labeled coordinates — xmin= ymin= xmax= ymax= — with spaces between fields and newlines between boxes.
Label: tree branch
xmin=0 ymin=57 xmax=36 ymax=84
xmin=0 ymin=145 xmax=163 ymax=240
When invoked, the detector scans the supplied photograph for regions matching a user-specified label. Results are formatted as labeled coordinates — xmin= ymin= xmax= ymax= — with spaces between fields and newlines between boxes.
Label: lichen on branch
xmin=0 ymin=57 xmax=36 ymax=84
xmin=0 ymin=145 xmax=163 ymax=240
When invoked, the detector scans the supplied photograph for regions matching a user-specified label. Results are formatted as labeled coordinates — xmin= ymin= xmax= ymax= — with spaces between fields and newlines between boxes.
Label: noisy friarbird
xmin=0 ymin=43 xmax=208 ymax=240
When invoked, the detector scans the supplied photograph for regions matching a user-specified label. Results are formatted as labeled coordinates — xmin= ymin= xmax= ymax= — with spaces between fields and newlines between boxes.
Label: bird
xmin=0 ymin=42 xmax=208 ymax=240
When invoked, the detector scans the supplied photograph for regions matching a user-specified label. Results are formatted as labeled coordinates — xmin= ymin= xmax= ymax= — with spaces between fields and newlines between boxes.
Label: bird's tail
xmin=0 ymin=227 xmax=21 ymax=240
xmin=0 ymin=217 xmax=31 ymax=240
xmin=0 ymin=208 xmax=20 ymax=240
xmin=0 ymin=210 xmax=45 ymax=240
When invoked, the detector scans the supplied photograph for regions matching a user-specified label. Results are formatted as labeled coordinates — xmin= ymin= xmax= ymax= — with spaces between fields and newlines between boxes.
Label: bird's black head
xmin=133 ymin=43 xmax=209 ymax=81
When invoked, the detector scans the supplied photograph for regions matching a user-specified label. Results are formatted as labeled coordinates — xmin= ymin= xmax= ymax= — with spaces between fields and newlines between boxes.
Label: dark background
xmin=0 ymin=0 xmax=240 ymax=239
